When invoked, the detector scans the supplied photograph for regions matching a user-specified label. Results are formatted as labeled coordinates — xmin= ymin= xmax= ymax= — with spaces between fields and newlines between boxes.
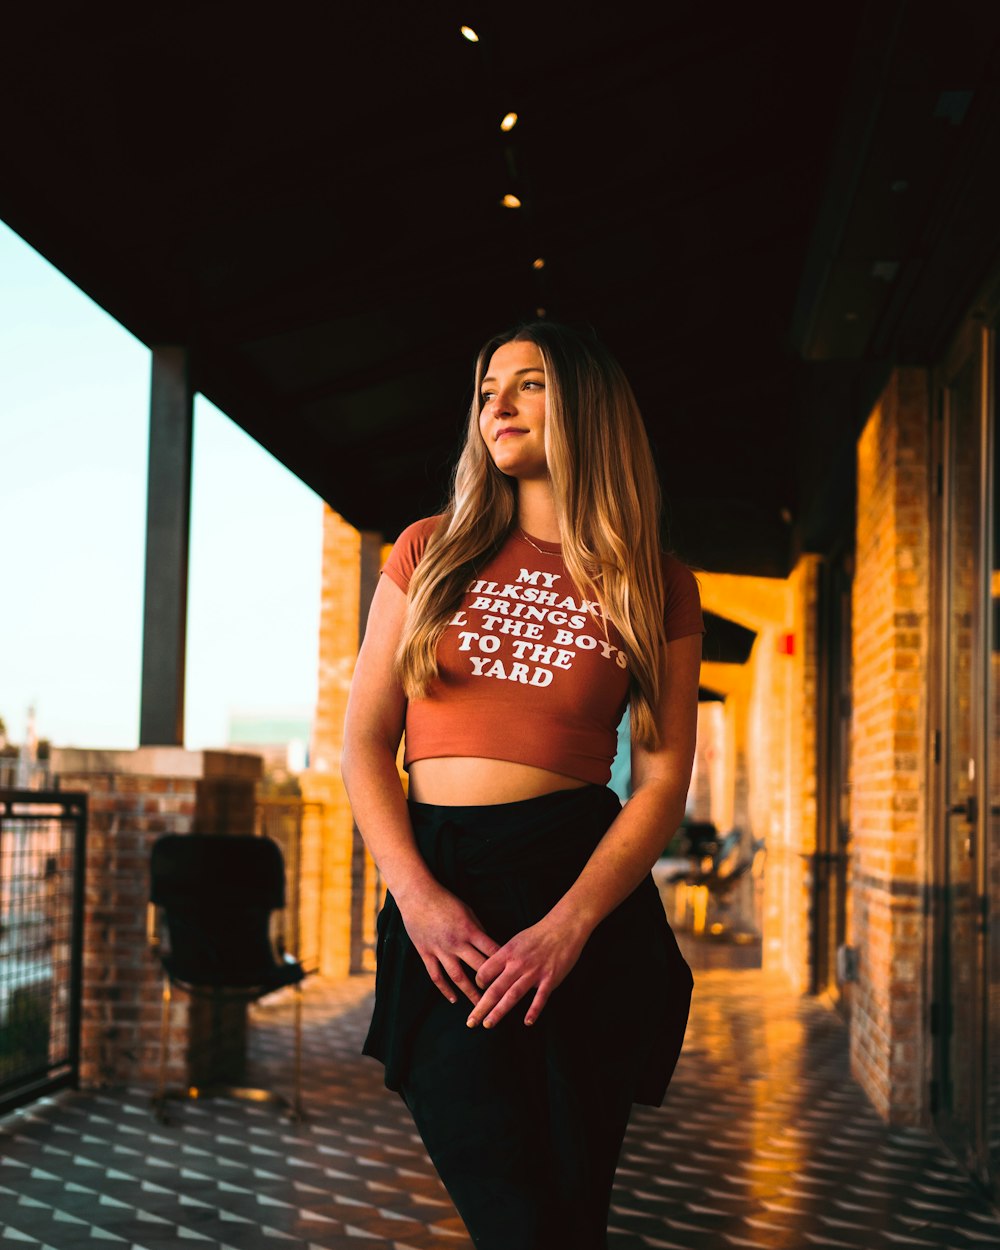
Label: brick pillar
xmin=301 ymin=508 xmax=383 ymax=978
xmin=754 ymin=617 xmax=802 ymax=985
xmin=727 ymin=685 xmax=751 ymax=836
xmin=785 ymin=555 xmax=822 ymax=992
xmin=849 ymin=367 xmax=931 ymax=1124
xmin=690 ymin=705 xmax=716 ymax=822
xmin=724 ymin=679 xmax=760 ymax=934
xmin=699 ymin=565 xmax=820 ymax=987
xmin=50 ymin=746 xmax=262 ymax=1091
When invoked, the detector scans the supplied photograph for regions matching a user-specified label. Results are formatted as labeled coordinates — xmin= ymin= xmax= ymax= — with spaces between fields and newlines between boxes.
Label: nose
xmin=490 ymin=385 xmax=516 ymax=416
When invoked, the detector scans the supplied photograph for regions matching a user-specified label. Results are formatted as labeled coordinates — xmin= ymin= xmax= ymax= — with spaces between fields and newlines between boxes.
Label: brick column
xmin=689 ymin=705 xmax=716 ymax=822
xmin=51 ymin=747 xmax=262 ymax=1091
xmin=848 ymin=367 xmax=931 ymax=1124
xmin=698 ymin=565 xmax=820 ymax=988
xmin=302 ymin=507 xmax=383 ymax=977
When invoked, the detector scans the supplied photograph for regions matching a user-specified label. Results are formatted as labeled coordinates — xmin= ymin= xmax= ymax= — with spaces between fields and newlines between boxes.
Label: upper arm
xmin=630 ymin=632 xmax=702 ymax=792
xmin=343 ymin=573 xmax=409 ymax=754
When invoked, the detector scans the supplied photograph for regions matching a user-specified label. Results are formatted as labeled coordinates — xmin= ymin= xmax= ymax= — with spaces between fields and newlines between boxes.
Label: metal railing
xmin=0 ymin=789 xmax=87 ymax=1116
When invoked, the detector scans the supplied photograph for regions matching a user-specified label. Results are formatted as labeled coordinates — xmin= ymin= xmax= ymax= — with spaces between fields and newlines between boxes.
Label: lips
xmin=495 ymin=427 xmax=528 ymax=440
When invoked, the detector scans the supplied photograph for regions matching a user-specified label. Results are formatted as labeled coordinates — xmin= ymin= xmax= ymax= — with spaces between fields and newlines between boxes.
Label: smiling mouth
xmin=495 ymin=428 xmax=528 ymax=440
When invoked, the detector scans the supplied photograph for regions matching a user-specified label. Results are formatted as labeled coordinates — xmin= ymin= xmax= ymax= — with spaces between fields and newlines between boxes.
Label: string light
xmin=532 ymin=258 xmax=545 ymax=270
xmin=502 ymin=194 xmax=522 ymax=209
xmin=460 ymin=25 xmax=479 ymax=42
xmin=500 ymin=112 xmax=518 ymax=132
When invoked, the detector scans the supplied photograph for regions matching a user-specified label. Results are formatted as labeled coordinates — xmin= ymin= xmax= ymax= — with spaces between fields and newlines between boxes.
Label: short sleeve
xmin=381 ymin=515 xmax=444 ymax=594
xmin=661 ymin=553 xmax=706 ymax=641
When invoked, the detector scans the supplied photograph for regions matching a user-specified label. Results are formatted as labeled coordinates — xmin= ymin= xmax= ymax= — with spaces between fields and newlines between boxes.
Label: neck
xmin=516 ymin=479 xmax=560 ymax=541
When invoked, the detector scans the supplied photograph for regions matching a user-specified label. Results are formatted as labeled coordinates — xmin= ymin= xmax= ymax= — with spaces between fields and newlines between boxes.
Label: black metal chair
xmin=147 ymin=832 xmax=309 ymax=1123
xmin=665 ymin=828 xmax=751 ymax=934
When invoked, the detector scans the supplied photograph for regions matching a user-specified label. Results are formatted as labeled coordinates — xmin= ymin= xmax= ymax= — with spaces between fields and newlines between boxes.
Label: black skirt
xmin=362 ymin=784 xmax=693 ymax=1108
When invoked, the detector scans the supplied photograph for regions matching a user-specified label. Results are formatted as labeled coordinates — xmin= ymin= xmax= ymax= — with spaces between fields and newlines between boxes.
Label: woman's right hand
xmin=397 ymin=884 xmax=500 ymax=1006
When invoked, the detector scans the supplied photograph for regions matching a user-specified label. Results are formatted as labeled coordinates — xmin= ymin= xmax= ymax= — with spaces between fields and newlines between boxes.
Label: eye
xmin=522 ymin=380 xmax=543 ymax=390
xmin=480 ymin=390 xmax=495 ymax=405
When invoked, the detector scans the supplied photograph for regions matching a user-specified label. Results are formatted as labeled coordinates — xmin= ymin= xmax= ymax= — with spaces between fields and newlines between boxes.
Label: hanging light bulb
xmin=500 ymin=112 xmax=518 ymax=132
xmin=460 ymin=25 xmax=479 ymax=42
xmin=501 ymin=194 xmax=522 ymax=209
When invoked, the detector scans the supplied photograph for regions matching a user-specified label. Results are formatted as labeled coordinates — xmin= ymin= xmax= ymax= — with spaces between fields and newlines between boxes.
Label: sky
xmin=0 ymin=219 xmax=324 ymax=751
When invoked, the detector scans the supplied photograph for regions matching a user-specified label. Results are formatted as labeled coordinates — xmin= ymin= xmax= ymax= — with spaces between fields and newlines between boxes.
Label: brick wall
xmin=848 ymin=367 xmax=931 ymax=1124
xmin=302 ymin=507 xmax=383 ymax=977
xmin=50 ymin=747 xmax=261 ymax=1091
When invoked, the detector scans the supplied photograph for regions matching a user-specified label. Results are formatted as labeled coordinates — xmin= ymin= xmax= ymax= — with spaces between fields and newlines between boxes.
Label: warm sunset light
xmin=5 ymin=10 xmax=1000 ymax=1237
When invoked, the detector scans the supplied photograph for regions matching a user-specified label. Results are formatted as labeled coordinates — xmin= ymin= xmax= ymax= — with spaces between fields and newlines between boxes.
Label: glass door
xmin=986 ymin=333 xmax=1000 ymax=1193
xmin=933 ymin=330 xmax=991 ymax=1182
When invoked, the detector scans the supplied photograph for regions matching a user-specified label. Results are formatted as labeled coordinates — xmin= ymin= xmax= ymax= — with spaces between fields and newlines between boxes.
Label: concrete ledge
xmin=51 ymin=746 xmax=263 ymax=781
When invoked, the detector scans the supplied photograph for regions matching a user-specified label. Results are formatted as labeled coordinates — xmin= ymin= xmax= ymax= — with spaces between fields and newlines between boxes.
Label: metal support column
xmin=139 ymin=346 xmax=193 ymax=747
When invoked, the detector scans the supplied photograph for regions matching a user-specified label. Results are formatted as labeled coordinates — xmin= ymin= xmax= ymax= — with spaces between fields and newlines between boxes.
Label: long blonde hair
xmin=396 ymin=321 xmax=668 ymax=748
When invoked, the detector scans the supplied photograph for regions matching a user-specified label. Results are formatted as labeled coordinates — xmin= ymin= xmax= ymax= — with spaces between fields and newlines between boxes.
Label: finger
xmin=420 ymin=955 xmax=458 ymax=1004
xmin=474 ymin=947 xmax=509 ymax=989
xmin=523 ymin=983 xmax=549 ymax=1027
xmin=441 ymin=958 xmax=483 ymax=1006
xmin=466 ymin=929 xmax=501 ymax=960
xmin=456 ymin=943 xmax=490 ymax=973
xmin=465 ymin=913 xmax=501 ymax=957
xmin=465 ymin=972 xmax=516 ymax=1027
xmin=474 ymin=933 xmax=502 ymax=958
xmin=480 ymin=976 xmax=536 ymax=1029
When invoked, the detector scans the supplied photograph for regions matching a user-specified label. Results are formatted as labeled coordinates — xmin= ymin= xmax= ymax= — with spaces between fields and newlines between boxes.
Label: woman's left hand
xmin=465 ymin=910 xmax=591 ymax=1029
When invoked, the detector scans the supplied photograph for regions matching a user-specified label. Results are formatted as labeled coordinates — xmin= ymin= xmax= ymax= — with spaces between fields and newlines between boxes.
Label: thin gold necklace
xmin=517 ymin=528 xmax=558 ymax=555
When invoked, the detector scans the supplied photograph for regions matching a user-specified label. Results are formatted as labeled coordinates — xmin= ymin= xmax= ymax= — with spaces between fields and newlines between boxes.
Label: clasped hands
xmin=399 ymin=883 xmax=589 ymax=1029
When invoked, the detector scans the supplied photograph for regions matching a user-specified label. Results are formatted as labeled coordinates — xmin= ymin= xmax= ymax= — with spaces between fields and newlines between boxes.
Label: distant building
xmin=226 ymin=708 xmax=312 ymax=774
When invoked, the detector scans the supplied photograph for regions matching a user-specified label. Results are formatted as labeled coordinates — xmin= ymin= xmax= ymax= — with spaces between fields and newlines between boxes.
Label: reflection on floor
xmin=1 ymin=933 xmax=999 ymax=1249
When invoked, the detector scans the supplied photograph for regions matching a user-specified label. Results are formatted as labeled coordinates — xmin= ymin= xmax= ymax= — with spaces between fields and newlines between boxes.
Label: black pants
xmin=363 ymin=786 xmax=693 ymax=1250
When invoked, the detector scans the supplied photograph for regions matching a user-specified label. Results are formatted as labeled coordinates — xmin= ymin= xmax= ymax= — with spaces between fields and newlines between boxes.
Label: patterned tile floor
xmin=2 ymin=933 xmax=1000 ymax=1250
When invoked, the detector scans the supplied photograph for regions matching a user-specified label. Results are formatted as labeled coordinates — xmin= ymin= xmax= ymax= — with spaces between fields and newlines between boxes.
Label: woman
xmin=341 ymin=320 xmax=703 ymax=1250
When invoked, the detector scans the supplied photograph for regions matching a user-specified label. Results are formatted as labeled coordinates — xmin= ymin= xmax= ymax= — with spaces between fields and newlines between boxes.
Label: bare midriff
xmin=407 ymin=757 xmax=590 ymax=806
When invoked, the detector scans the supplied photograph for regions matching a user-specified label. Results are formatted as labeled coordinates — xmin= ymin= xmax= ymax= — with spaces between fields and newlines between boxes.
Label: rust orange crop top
xmin=381 ymin=516 xmax=706 ymax=785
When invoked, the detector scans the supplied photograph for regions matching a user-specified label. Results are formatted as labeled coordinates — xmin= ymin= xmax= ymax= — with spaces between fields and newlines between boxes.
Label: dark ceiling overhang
xmin=702 ymin=612 xmax=756 ymax=667
xmin=790 ymin=1 xmax=1000 ymax=367
xmin=5 ymin=3 xmax=1000 ymax=577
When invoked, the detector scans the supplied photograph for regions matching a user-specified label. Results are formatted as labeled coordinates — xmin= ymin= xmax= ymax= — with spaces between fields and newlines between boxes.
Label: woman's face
xmin=478 ymin=340 xmax=548 ymax=481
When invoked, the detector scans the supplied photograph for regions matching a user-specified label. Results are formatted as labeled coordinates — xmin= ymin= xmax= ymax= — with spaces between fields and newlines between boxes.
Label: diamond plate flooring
xmin=2 ymin=936 xmax=999 ymax=1250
